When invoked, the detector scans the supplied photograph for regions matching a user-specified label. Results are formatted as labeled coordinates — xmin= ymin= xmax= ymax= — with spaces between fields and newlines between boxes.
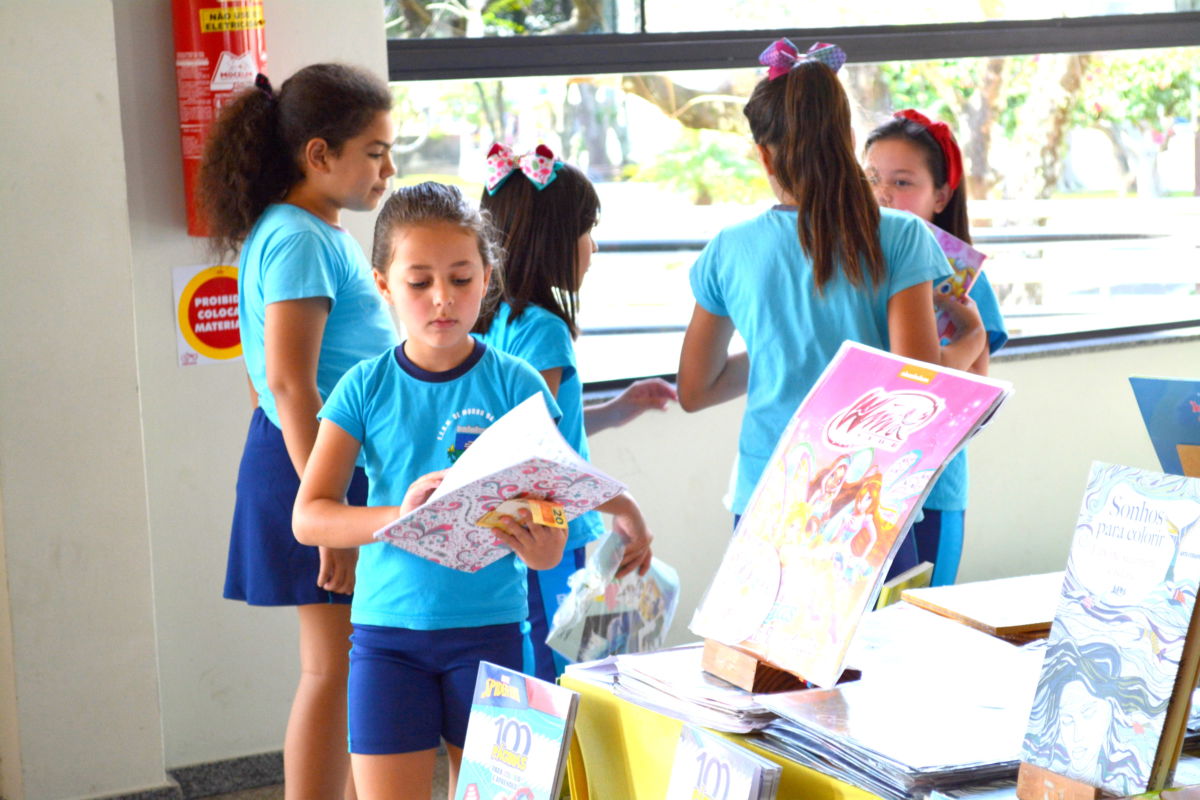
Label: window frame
xmin=386 ymin=10 xmax=1200 ymax=383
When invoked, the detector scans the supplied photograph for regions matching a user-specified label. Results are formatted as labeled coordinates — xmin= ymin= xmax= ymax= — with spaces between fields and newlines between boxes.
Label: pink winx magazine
xmin=926 ymin=221 xmax=987 ymax=340
xmin=690 ymin=341 xmax=1012 ymax=687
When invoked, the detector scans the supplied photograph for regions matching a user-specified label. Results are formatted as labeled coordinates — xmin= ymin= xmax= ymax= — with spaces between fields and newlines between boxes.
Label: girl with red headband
xmin=864 ymin=109 xmax=1009 ymax=586
xmin=678 ymin=40 xmax=987 ymax=531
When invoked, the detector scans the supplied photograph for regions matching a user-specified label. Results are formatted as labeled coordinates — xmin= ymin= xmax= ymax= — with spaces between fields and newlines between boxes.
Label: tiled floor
xmin=205 ymin=751 xmax=449 ymax=800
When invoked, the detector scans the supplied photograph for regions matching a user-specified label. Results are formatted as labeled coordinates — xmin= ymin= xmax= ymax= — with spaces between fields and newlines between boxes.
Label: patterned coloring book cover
xmin=690 ymin=341 xmax=1011 ymax=687
xmin=1021 ymin=462 xmax=1200 ymax=797
xmin=454 ymin=661 xmax=579 ymax=800
xmin=372 ymin=393 xmax=626 ymax=572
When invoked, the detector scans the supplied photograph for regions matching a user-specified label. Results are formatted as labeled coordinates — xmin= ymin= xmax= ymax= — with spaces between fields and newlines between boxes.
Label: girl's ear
xmin=932 ymin=182 xmax=953 ymax=215
xmin=373 ymin=269 xmax=392 ymax=303
xmin=302 ymin=137 xmax=332 ymax=174
xmin=755 ymin=143 xmax=775 ymax=176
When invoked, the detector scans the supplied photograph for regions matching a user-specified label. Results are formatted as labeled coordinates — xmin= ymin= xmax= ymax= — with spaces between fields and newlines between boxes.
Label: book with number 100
xmin=453 ymin=661 xmax=579 ymax=800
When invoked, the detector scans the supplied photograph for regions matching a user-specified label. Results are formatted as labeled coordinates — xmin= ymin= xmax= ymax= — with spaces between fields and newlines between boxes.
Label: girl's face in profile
xmin=375 ymin=221 xmax=491 ymax=371
xmin=864 ymin=137 xmax=951 ymax=223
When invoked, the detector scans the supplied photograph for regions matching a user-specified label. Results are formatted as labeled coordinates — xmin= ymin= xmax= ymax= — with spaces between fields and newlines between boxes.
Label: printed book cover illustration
xmin=690 ymin=341 xmax=1011 ymax=687
xmin=1020 ymin=462 xmax=1200 ymax=797
xmin=664 ymin=724 xmax=781 ymax=800
xmin=1130 ymin=377 xmax=1200 ymax=477
xmin=926 ymin=221 xmax=986 ymax=341
xmin=371 ymin=393 xmax=626 ymax=572
xmin=546 ymin=531 xmax=680 ymax=662
xmin=454 ymin=661 xmax=580 ymax=800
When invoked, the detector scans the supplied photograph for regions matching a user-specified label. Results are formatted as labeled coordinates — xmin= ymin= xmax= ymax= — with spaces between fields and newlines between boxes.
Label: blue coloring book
xmin=1130 ymin=376 xmax=1200 ymax=477
xmin=1020 ymin=462 xmax=1200 ymax=796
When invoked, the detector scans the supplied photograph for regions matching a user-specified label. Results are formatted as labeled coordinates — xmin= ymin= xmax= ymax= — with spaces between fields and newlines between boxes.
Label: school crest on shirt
xmin=437 ymin=407 xmax=497 ymax=463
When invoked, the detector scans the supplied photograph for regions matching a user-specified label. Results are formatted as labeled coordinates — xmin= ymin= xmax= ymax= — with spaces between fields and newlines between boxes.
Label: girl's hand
xmin=492 ymin=509 xmax=567 ymax=571
xmin=587 ymin=378 xmax=679 ymax=433
xmin=316 ymin=546 xmax=358 ymax=595
xmin=399 ymin=470 xmax=448 ymax=515
xmin=936 ymin=293 xmax=985 ymax=348
xmin=612 ymin=507 xmax=654 ymax=579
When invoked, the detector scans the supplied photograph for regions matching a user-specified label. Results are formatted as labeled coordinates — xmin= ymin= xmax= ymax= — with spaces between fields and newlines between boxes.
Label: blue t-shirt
xmin=475 ymin=302 xmax=606 ymax=550
xmin=690 ymin=206 xmax=952 ymax=514
xmin=923 ymin=270 xmax=1009 ymax=511
xmin=318 ymin=340 xmax=561 ymax=630
xmin=239 ymin=203 xmax=398 ymax=429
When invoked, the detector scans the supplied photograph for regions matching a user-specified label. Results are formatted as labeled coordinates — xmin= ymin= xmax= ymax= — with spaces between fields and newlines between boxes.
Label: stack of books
xmin=666 ymin=724 xmax=781 ymax=800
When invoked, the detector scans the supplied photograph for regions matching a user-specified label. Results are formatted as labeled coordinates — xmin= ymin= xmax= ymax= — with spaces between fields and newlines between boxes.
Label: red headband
xmin=894 ymin=109 xmax=962 ymax=192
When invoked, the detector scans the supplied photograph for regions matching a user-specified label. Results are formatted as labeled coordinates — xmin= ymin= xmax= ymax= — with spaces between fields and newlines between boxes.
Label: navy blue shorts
xmin=224 ymin=408 xmax=368 ymax=606
xmin=525 ymin=545 xmax=587 ymax=681
xmin=347 ymin=622 xmax=524 ymax=754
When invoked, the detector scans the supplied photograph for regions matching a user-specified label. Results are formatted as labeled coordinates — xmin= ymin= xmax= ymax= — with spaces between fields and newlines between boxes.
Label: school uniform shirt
xmin=922 ymin=271 xmax=1010 ymax=511
xmin=690 ymin=206 xmax=952 ymax=515
xmin=318 ymin=340 xmax=561 ymax=631
xmin=475 ymin=301 xmax=606 ymax=550
xmin=239 ymin=203 xmax=398 ymax=430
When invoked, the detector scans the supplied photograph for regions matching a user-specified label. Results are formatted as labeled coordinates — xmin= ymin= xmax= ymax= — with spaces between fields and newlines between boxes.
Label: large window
xmin=386 ymin=7 xmax=1200 ymax=383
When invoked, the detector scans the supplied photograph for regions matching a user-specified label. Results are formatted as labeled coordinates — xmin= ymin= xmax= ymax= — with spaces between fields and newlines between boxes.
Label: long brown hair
xmin=198 ymin=63 xmax=392 ymax=257
xmin=474 ymin=162 xmax=599 ymax=338
xmin=864 ymin=116 xmax=971 ymax=243
xmin=743 ymin=61 xmax=884 ymax=292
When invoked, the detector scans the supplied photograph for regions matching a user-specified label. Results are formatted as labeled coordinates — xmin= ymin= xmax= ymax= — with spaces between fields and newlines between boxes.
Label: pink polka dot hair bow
xmin=485 ymin=143 xmax=561 ymax=195
xmin=758 ymin=39 xmax=846 ymax=80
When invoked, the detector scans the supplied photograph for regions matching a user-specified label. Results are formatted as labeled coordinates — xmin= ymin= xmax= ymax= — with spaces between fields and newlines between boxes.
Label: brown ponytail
xmin=198 ymin=63 xmax=392 ymax=257
xmin=743 ymin=61 xmax=884 ymax=292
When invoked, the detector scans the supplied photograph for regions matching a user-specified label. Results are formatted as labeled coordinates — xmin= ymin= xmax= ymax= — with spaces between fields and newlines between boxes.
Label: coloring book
xmin=665 ymin=724 xmax=781 ymax=800
xmin=454 ymin=661 xmax=579 ymax=800
xmin=1130 ymin=376 xmax=1200 ymax=477
xmin=690 ymin=341 xmax=1011 ymax=687
xmin=371 ymin=393 xmax=625 ymax=572
xmin=926 ymin=221 xmax=986 ymax=341
xmin=1021 ymin=462 xmax=1200 ymax=797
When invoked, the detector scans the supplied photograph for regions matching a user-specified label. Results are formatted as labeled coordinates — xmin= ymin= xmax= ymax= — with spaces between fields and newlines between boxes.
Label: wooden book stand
xmin=700 ymin=639 xmax=861 ymax=693
xmin=1016 ymin=762 xmax=1113 ymax=800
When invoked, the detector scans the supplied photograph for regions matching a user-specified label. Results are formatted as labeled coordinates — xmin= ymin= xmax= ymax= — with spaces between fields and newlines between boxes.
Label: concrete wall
xmin=0 ymin=1 xmax=387 ymax=797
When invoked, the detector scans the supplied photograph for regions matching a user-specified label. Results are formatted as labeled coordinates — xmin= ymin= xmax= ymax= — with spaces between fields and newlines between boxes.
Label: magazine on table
xmin=454 ymin=660 xmax=579 ymax=800
xmin=690 ymin=341 xmax=1012 ymax=687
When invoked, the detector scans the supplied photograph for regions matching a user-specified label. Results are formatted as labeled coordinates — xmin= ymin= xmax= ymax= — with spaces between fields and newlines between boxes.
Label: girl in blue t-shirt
xmin=474 ymin=144 xmax=675 ymax=680
xmin=677 ymin=40 xmax=988 ymax=523
xmin=864 ymin=109 xmax=1009 ymax=586
xmin=294 ymin=182 xmax=568 ymax=800
xmin=199 ymin=63 xmax=399 ymax=799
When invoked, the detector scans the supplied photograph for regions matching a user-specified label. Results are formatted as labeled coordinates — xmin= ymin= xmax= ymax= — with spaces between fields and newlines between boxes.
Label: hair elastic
xmin=485 ymin=143 xmax=562 ymax=195
xmin=758 ymin=39 xmax=846 ymax=81
xmin=254 ymin=73 xmax=274 ymax=99
xmin=893 ymin=108 xmax=963 ymax=192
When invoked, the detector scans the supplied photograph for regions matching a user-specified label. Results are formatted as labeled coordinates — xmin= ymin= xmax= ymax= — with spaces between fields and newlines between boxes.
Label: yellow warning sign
xmin=199 ymin=4 xmax=264 ymax=34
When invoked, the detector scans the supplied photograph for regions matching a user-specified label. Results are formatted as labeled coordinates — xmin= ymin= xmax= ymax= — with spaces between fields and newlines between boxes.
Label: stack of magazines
xmin=748 ymin=602 xmax=1045 ymax=800
xmin=666 ymin=724 xmax=781 ymax=800
xmin=564 ymin=643 xmax=774 ymax=733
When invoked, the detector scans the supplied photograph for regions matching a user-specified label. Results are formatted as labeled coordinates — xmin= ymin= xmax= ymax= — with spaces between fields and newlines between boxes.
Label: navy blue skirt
xmin=224 ymin=408 xmax=368 ymax=606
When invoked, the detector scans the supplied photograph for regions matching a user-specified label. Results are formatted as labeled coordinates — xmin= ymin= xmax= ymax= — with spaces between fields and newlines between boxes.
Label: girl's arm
xmin=887 ymin=283 xmax=986 ymax=371
xmin=293 ymin=420 xmax=441 ymax=548
xmin=265 ymin=297 xmax=330 ymax=477
xmin=677 ymin=303 xmax=748 ymax=412
xmin=585 ymin=379 xmax=678 ymax=434
xmin=596 ymin=491 xmax=654 ymax=578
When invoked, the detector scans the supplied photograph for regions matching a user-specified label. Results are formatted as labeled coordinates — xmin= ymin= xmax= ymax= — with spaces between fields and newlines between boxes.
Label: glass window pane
xmin=390 ymin=46 xmax=1199 ymax=380
xmin=644 ymin=1 xmax=1194 ymax=33
xmin=384 ymin=0 xmax=640 ymax=38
